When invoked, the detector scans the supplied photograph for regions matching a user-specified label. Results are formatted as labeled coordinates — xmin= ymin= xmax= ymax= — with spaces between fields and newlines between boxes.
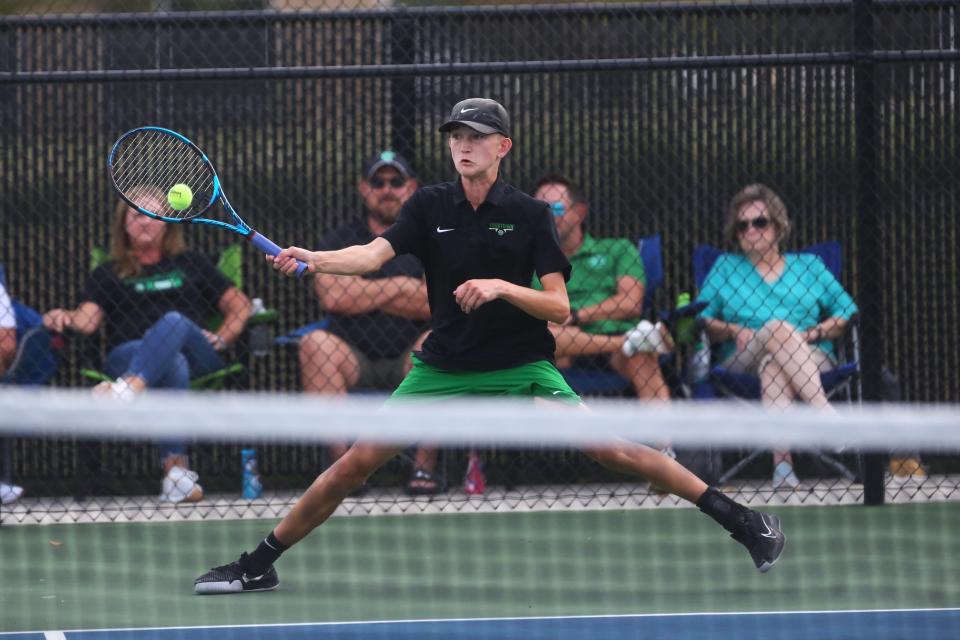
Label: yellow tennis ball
xmin=167 ymin=183 xmax=193 ymax=211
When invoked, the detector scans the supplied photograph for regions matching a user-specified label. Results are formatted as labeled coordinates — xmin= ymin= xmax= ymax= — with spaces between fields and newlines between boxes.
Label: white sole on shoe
xmin=194 ymin=580 xmax=279 ymax=595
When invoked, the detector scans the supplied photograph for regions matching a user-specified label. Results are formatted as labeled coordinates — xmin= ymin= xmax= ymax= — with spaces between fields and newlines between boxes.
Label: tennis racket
xmin=107 ymin=126 xmax=307 ymax=277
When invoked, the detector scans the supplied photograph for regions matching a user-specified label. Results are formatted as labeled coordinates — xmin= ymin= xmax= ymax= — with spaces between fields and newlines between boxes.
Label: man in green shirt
xmin=533 ymin=174 xmax=670 ymax=401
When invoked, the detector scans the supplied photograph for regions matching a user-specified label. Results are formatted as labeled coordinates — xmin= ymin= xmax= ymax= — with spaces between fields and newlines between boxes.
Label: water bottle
xmin=688 ymin=331 xmax=711 ymax=384
xmin=674 ymin=292 xmax=697 ymax=346
xmin=249 ymin=298 xmax=269 ymax=357
xmin=464 ymin=449 xmax=486 ymax=496
xmin=241 ymin=448 xmax=263 ymax=499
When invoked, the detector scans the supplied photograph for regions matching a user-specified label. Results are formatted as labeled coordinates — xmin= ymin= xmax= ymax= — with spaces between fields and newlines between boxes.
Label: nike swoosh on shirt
xmin=436 ymin=227 xmax=455 ymax=233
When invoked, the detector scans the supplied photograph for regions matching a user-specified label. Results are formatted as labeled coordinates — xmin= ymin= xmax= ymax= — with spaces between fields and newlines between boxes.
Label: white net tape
xmin=2 ymin=388 xmax=958 ymax=450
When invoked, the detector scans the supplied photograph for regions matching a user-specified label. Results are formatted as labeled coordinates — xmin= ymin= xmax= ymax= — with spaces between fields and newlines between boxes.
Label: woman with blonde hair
xmin=697 ymin=184 xmax=858 ymax=489
xmin=44 ymin=191 xmax=251 ymax=502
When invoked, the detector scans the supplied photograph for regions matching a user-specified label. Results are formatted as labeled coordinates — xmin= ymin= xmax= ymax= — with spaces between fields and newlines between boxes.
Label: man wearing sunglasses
xmin=298 ymin=151 xmax=435 ymax=491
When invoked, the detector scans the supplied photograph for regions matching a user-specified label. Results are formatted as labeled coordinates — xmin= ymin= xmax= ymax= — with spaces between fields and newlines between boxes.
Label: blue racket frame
xmin=108 ymin=126 xmax=307 ymax=277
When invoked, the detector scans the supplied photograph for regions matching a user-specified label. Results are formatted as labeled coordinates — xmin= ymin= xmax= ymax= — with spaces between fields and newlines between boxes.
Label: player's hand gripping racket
xmin=108 ymin=126 xmax=308 ymax=277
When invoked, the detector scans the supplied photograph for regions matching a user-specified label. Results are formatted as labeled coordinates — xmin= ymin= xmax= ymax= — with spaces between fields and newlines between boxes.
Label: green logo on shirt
xmin=589 ymin=255 xmax=608 ymax=268
xmin=489 ymin=223 xmax=515 ymax=236
xmin=124 ymin=270 xmax=185 ymax=293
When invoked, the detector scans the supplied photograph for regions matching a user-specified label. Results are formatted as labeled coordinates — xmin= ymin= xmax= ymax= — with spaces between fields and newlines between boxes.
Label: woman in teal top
xmin=697 ymin=184 xmax=858 ymax=489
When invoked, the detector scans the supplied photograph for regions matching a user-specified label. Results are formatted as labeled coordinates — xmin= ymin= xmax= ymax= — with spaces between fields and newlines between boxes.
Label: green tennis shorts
xmin=388 ymin=356 xmax=581 ymax=405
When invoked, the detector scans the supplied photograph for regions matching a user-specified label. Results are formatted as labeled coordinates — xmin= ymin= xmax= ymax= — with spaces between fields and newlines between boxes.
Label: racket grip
xmin=249 ymin=232 xmax=309 ymax=279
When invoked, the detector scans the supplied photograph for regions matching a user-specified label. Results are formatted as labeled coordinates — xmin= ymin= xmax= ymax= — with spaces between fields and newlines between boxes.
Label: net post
xmin=853 ymin=0 xmax=885 ymax=506
xmin=863 ymin=453 xmax=886 ymax=505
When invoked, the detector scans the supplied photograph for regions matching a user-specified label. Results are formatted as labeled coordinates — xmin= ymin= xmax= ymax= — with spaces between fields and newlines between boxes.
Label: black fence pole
xmin=853 ymin=0 xmax=886 ymax=506
xmin=389 ymin=13 xmax=417 ymax=166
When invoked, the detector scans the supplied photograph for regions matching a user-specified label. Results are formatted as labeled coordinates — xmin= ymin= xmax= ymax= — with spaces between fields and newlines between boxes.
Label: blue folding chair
xmin=0 ymin=264 xmax=61 ymax=386
xmin=1 ymin=264 xmax=63 ymax=496
xmin=692 ymin=241 xmax=861 ymax=483
xmin=560 ymin=234 xmax=665 ymax=396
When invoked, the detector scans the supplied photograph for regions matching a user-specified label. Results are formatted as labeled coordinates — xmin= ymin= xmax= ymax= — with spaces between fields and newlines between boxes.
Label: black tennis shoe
xmin=194 ymin=553 xmax=279 ymax=594
xmin=732 ymin=510 xmax=785 ymax=573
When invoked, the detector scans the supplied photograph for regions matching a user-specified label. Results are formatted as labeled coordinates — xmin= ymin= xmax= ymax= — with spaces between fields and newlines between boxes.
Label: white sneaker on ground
xmin=772 ymin=461 xmax=801 ymax=490
xmin=1 ymin=481 xmax=24 ymax=505
xmin=622 ymin=320 xmax=670 ymax=357
xmin=161 ymin=465 xmax=204 ymax=503
xmin=92 ymin=378 xmax=138 ymax=401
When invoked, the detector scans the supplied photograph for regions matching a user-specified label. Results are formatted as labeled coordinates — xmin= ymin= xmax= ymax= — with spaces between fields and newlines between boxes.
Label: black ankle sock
xmin=697 ymin=487 xmax=750 ymax=532
xmin=241 ymin=532 xmax=289 ymax=575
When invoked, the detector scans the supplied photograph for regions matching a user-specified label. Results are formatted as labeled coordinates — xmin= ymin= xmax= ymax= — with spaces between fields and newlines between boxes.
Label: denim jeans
xmin=104 ymin=311 xmax=225 ymax=458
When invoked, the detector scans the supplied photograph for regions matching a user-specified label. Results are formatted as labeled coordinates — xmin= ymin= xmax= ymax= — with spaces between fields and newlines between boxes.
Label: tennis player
xmin=194 ymin=98 xmax=785 ymax=594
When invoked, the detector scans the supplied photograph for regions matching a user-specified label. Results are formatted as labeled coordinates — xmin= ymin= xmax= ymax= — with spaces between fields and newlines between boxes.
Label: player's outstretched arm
xmin=270 ymin=238 xmax=396 ymax=277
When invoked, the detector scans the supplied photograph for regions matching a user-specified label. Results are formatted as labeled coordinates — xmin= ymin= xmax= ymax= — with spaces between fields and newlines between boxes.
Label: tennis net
xmin=1 ymin=389 xmax=958 ymax=640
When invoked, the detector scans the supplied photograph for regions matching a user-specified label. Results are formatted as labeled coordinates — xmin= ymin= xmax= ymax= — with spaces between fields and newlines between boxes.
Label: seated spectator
xmin=0 ymin=277 xmax=24 ymax=505
xmin=298 ymin=151 xmax=436 ymax=494
xmin=696 ymin=183 xmax=858 ymax=488
xmin=43 ymin=191 xmax=251 ymax=503
xmin=532 ymin=174 xmax=672 ymax=402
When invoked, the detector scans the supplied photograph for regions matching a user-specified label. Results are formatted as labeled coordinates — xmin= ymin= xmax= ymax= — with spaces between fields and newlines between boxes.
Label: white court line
xmin=1 ymin=608 xmax=955 ymax=636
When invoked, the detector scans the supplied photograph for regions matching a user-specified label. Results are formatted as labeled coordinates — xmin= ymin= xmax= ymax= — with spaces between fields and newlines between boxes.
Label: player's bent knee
xmin=327 ymin=456 xmax=375 ymax=490
xmin=335 ymin=445 xmax=401 ymax=484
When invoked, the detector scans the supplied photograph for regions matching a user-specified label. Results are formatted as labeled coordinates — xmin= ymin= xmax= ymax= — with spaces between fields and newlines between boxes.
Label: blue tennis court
xmin=4 ymin=609 xmax=959 ymax=640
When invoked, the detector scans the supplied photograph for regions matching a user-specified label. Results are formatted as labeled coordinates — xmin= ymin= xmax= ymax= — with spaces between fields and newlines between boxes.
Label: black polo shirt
xmin=382 ymin=176 xmax=571 ymax=371
xmin=316 ymin=218 xmax=428 ymax=359
xmin=83 ymin=251 xmax=231 ymax=352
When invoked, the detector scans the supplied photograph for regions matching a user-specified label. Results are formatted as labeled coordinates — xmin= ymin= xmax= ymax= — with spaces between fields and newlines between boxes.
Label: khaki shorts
xmin=349 ymin=347 xmax=411 ymax=390
xmin=721 ymin=323 xmax=835 ymax=376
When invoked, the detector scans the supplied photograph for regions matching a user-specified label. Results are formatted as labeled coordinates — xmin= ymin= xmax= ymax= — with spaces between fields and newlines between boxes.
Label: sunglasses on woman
xmin=368 ymin=176 xmax=407 ymax=189
xmin=735 ymin=217 xmax=771 ymax=233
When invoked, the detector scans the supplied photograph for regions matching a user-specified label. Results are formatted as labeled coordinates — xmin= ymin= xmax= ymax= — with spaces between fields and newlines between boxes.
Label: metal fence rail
xmin=0 ymin=1 xmax=957 ymax=504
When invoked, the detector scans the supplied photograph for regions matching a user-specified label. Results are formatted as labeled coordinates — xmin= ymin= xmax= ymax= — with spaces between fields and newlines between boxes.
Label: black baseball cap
xmin=362 ymin=150 xmax=415 ymax=180
xmin=438 ymin=98 xmax=511 ymax=137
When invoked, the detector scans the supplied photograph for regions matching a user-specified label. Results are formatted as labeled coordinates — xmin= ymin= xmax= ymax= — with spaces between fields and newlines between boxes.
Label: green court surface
xmin=2 ymin=502 xmax=958 ymax=633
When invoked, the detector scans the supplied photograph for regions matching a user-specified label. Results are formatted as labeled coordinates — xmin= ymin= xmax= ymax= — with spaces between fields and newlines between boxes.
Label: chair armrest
xmin=190 ymin=363 xmax=244 ymax=390
xmin=659 ymin=301 xmax=708 ymax=324
xmin=80 ymin=368 xmax=112 ymax=384
xmin=274 ymin=318 xmax=331 ymax=346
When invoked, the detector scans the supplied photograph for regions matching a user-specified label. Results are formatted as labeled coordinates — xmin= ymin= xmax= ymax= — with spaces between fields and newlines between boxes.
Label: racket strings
xmin=112 ymin=130 xmax=215 ymax=220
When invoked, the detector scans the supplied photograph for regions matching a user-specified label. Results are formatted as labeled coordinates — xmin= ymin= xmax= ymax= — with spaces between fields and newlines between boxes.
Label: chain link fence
xmin=1 ymin=0 xmax=958 ymax=516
